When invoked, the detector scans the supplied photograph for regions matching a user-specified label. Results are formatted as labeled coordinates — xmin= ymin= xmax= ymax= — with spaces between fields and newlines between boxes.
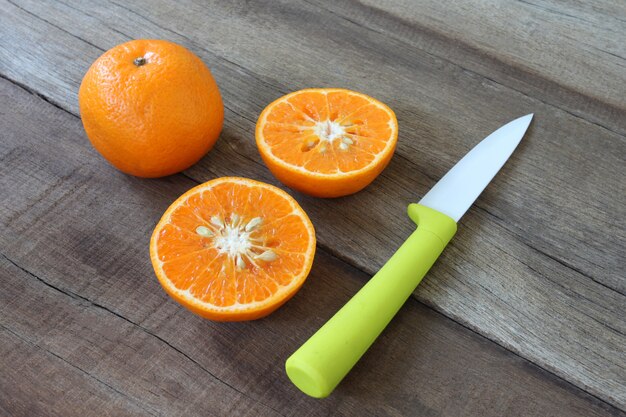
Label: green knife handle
xmin=285 ymin=204 xmax=457 ymax=398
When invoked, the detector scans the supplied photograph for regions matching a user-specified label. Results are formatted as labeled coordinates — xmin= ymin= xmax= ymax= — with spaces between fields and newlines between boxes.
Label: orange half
xmin=150 ymin=177 xmax=316 ymax=321
xmin=256 ymin=88 xmax=398 ymax=197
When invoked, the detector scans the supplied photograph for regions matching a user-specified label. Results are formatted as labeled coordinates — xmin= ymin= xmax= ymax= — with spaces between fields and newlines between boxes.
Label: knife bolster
xmin=407 ymin=203 xmax=457 ymax=247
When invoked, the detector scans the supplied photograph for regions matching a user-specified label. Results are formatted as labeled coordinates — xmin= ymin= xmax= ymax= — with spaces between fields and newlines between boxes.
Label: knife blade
xmin=420 ymin=114 xmax=533 ymax=221
xmin=285 ymin=114 xmax=533 ymax=398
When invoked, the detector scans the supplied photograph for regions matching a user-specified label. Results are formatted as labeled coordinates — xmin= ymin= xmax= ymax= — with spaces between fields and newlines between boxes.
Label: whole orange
xmin=79 ymin=39 xmax=223 ymax=177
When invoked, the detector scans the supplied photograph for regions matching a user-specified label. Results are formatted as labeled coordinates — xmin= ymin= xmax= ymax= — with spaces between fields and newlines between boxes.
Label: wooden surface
xmin=0 ymin=0 xmax=624 ymax=415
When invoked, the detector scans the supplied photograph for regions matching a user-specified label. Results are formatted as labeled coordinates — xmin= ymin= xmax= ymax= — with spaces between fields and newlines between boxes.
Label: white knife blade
xmin=419 ymin=114 xmax=533 ymax=221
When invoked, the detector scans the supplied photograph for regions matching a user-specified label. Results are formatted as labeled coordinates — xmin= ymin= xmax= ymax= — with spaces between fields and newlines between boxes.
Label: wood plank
xmin=1 ymin=0 xmax=625 ymax=408
xmin=313 ymin=0 xmax=626 ymax=136
xmin=1 ymin=63 xmax=624 ymax=417
xmin=0 ymin=320 xmax=147 ymax=417
xmin=0 ymin=259 xmax=281 ymax=417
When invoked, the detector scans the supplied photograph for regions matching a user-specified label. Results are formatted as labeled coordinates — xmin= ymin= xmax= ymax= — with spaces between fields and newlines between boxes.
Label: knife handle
xmin=285 ymin=204 xmax=456 ymax=398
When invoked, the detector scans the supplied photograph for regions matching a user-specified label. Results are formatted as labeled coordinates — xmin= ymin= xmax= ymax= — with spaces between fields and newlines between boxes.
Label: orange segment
xmin=285 ymin=91 xmax=329 ymax=121
xmin=150 ymin=177 xmax=316 ymax=321
xmin=328 ymin=91 xmax=372 ymax=121
xmin=256 ymin=88 xmax=398 ymax=197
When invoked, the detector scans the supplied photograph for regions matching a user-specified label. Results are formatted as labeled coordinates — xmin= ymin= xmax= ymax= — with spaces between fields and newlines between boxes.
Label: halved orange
xmin=256 ymin=88 xmax=398 ymax=198
xmin=150 ymin=177 xmax=316 ymax=321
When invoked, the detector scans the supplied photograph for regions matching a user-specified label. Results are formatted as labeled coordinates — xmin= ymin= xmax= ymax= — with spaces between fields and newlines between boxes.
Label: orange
xmin=150 ymin=177 xmax=316 ymax=321
xmin=255 ymin=88 xmax=398 ymax=197
xmin=79 ymin=39 xmax=223 ymax=178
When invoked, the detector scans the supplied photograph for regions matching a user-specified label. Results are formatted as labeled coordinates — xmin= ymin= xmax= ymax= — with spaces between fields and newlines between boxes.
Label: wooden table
xmin=1 ymin=1 xmax=624 ymax=415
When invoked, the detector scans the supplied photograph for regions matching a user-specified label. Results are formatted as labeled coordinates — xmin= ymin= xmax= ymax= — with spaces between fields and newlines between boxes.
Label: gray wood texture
xmin=0 ymin=76 xmax=621 ymax=416
xmin=0 ymin=0 xmax=624 ymax=414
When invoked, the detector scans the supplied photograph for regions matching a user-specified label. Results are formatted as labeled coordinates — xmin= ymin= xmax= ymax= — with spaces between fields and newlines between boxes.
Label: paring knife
xmin=285 ymin=114 xmax=534 ymax=398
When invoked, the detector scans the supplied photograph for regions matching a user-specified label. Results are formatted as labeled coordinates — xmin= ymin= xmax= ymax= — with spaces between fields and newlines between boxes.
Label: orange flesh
xmin=150 ymin=177 xmax=316 ymax=320
xmin=259 ymin=89 xmax=395 ymax=174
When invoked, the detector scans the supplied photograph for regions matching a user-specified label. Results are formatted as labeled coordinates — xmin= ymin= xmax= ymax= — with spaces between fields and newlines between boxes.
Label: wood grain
xmin=315 ymin=0 xmax=626 ymax=136
xmin=0 ymin=76 xmax=622 ymax=416
xmin=0 ymin=0 xmax=625 ymax=410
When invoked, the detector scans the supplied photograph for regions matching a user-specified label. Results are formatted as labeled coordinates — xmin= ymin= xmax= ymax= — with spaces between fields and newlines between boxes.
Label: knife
xmin=285 ymin=114 xmax=534 ymax=398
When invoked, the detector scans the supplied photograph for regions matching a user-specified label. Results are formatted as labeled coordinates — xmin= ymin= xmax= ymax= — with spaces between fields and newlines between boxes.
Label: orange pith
xmin=256 ymin=88 xmax=398 ymax=197
xmin=150 ymin=177 xmax=316 ymax=321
